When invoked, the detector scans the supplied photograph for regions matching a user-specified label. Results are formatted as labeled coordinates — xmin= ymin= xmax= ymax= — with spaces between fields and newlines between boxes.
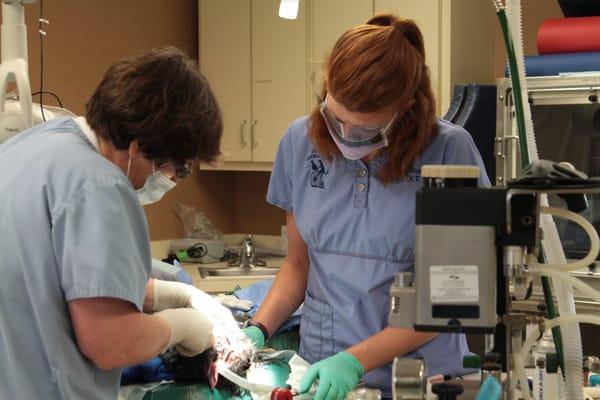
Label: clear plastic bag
xmin=173 ymin=202 xmax=223 ymax=240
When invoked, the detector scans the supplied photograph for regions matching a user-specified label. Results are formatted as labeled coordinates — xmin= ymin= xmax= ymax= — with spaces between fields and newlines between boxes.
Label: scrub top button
xmin=357 ymin=183 xmax=366 ymax=192
xmin=358 ymin=169 xmax=367 ymax=177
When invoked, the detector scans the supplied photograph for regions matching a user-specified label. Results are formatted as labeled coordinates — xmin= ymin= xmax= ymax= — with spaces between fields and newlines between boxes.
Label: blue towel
xmin=150 ymin=258 xmax=193 ymax=284
xmin=505 ymin=51 xmax=600 ymax=76
xmin=234 ymin=279 xmax=302 ymax=334
xmin=121 ymin=357 xmax=174 ymax=385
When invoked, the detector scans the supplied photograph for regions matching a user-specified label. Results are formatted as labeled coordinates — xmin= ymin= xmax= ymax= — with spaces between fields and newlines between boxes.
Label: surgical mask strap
xmin=127 ymin=158 xmax=157 ymax=181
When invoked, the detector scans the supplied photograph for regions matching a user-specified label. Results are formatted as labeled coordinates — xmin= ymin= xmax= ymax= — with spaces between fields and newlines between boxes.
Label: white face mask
xmin=128 ymin=159 xmax=177 ymax=205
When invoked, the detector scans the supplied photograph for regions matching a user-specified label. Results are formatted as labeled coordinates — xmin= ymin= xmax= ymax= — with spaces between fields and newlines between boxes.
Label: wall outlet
xmin=281 ymin=225 xmax=288 ymax=251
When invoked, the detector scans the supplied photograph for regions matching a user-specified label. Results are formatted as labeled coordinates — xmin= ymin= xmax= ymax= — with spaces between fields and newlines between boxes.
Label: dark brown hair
xmin=86 ymin=46 xmax=222 ymax=165
xmin=309 ymin=13 xmax=438 ymax=184
xmin=161 ymin=347 xmax=250 ymax=396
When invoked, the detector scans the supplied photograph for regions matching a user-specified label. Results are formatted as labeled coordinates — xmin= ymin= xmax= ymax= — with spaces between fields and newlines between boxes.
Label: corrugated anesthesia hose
xmin=504 ymin=0 xmax=567 ymax=376
xmin=494 ymin=1 xmax=584 ymax=398
xmin=493 ymin=0 xmax=528 ymax=163
xmin=514 ymin=314 xmax=600 ymax=400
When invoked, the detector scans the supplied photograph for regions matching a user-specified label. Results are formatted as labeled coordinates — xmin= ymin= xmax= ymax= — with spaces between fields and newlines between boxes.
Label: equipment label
xmin=430 ymin=265 xmax=479 ymax=303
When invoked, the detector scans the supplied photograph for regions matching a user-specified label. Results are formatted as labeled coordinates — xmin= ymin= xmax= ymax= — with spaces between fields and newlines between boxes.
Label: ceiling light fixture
xmin=278 ymin=0 xmax=299 ymax=20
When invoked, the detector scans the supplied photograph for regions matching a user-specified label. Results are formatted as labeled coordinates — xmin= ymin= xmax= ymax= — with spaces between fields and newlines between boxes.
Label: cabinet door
xmin=251 ymin=0 xmax=307 ymax=162
xmin=200 ymin=0 xmax=252 ymax=162
xmin=310 ymin=0 xmax=374 ymax=104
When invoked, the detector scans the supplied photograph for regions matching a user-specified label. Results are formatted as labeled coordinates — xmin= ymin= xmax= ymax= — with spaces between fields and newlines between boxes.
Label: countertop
xmin=150 ymin=235 xmax=285 ymax=293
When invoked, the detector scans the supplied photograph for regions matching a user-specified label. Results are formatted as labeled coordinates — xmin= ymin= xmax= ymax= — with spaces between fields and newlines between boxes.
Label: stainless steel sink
xmin=199 ymin=266 xmax=279 ymax=277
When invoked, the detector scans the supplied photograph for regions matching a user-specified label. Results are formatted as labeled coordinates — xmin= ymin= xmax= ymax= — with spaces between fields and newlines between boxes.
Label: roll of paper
xmin=538 ymin=17 xmax=600 ymax=55
xmin=505 ymin=52 xmax=600 ymax=76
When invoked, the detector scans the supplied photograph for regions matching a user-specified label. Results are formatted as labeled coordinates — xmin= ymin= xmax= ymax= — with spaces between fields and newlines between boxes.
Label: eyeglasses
xmin=319 ymin=97 xmax=397 ymax=147
xmin=156 ymin=160 xmax=193 ymax=179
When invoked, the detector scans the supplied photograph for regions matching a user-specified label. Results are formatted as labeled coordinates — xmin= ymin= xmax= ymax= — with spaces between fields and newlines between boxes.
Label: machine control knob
xmin=392 ymin=358 xmax=427 ymax=400
xmin=431 ymin=382 xmax=464 ymax=400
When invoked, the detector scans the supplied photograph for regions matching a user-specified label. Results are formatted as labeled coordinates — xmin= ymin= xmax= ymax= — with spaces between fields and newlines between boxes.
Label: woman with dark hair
xmin=242 ymin=14 xmax=489 ymax=399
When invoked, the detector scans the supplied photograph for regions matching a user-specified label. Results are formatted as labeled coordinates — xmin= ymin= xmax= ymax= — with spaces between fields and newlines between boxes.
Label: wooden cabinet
xmin=199 ymin=0 xmax=496 ymax=170
xmin=199 ymin=0 xmax=306 ymax=167
xmin=199 ymin=0 xmax=252 ymax=163
xmin=306 ymin=0 xmax=374 ymax=110
xmin=375 ymin=0 xmax=496 ymax=115
xmin=200 ymin=0 xmax=373 ymax=170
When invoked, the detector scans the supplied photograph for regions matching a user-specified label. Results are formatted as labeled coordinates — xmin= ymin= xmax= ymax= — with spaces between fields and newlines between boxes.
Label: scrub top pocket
xmin=299 ymin=291 xmax=334 ymax=363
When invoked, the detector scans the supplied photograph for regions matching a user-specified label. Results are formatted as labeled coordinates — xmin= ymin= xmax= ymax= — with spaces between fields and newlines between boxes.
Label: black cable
xmin=31 ymin=90 xmax=63 ymax=108
xmin=38 ymin=0 xmax=46 ymax=121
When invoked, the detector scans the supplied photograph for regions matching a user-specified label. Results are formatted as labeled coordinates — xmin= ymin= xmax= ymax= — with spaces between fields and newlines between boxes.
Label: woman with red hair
xmin=245 ymin=13 xmax=489 ymax=399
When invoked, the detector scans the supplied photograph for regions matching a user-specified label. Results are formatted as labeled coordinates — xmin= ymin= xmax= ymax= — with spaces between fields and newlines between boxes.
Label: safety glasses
xmin=319 ymin=97 xmax=397 ymax=147
xmin=156 ymin=160 xmax=193 ymax=180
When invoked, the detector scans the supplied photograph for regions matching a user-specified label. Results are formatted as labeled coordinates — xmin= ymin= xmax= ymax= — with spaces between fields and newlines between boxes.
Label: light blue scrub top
xmin=267 ymin=116 xmax=490 ymax=396
xmin=0 ymin=117 xmax=151 ymax=399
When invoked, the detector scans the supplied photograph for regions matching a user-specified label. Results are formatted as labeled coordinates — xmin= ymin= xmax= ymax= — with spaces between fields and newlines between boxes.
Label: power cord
xmin=31 ymin=90 xmax=63 ymax=108
xmin=36 ymin=0 xmax=63 ymax=120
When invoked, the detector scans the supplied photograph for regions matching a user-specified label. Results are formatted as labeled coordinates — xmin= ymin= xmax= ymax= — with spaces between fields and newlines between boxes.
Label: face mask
xmin=128 ymin=159 xmax=177 ymax=205
xmin=320 ymin=97 xmax=396 ymax=160
xmin=327 ymin=128 xmax=389 ymax=160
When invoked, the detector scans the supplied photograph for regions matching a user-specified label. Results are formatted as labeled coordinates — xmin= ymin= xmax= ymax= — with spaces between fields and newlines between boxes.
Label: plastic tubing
xmin=512 ymin=353 xmax=532 ymax=400
xmin=508 ymin=0 xmax=583 ymax=396
xmin=513 ymin=314 xmax=600 ymax=400
xmin=506 ymin=0 xmax=571 ymax=380
xmin=218 ymin=365 xmax=275 ymax=395
xmin=505 ymin=0 xmax=568 ymax=373
xmin=533 ymin=206 xmax=600 ymax=272
xmin=506 ymin=0 xmax=538 ymax=164
xmin=539 ymin=210 xmax=584 ymax=400
xmin=495 ymin=0 xmax=584 ymax=396
xmin=519 ymin=315 xmax=600 ymax=362
xmin=529 ymin=266 xmax=600 ymax=304
xmin=493 ymin=1 xmax=528 ymax=163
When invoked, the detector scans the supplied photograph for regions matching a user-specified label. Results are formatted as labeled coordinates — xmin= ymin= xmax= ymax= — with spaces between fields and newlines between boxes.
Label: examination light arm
xmin=0 ymin=0 xmax=37 ymax=140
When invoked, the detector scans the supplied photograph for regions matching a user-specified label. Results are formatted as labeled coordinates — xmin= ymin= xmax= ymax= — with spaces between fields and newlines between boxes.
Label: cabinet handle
xmin=251 ymin=120 xmax=258 ymax=149
xmin=240 ymin=120 xmax=247 ymax=147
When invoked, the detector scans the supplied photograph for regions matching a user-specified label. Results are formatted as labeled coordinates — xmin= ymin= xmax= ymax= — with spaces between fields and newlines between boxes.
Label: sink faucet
xmin=228 ymin=234 xmax=266 ymax=269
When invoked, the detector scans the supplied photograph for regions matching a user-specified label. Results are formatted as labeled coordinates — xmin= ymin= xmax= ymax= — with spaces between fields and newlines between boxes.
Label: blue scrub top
xmin=267 ymin=116 xmax=490 ymax=396
xmin=0 ymin=118 xmax=151 ymax=399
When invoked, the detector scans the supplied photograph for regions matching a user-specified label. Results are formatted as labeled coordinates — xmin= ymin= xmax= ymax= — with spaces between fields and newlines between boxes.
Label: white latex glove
xmin=155 ymin=308 xmax=214 ymax=356
xmin=152 ymin=279 xmax=220 ymax=311
xmin=216 ymin=293 xmax=253 ymax=311
xmin=152 ymin=280 xmax=237 ymax=336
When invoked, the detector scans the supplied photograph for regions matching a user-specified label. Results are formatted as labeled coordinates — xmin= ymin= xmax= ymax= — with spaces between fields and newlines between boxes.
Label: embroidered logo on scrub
xmin=307 ymin=150 xmax=328 ymax=189
xmin=406 ymin=167 xmax=421 ymax=184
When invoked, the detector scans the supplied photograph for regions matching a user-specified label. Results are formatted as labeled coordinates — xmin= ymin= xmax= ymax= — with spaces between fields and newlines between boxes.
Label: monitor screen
xmin=532 ymin=102 xmax=600 ymax=260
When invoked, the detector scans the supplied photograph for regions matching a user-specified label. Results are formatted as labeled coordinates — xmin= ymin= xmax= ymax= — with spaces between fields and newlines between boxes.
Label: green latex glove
xmin=299 ymin=351 xmax=364 ymax=400
xmin=242 ymin=325 xmax=265 ymax=348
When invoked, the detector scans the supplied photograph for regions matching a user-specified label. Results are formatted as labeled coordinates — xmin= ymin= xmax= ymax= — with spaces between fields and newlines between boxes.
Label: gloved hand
xmin=154 ymin=308 xmax=214 ymax=356
xmin=242 ymin=325 xmax=265 ymax=348
xmin=152 ymin=279 xmax=228 ymax=314
xmin=299 ymin=351 xmax=364 ymax=400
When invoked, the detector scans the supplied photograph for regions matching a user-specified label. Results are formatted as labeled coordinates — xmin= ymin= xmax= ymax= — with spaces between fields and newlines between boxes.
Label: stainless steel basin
xmin=199 ymin=266 xmax=279 ymax=277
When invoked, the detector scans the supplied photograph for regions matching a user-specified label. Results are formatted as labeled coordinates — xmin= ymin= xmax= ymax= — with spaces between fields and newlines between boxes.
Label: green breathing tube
xmin=494 ymin=5 xmax=528 ymax=164
xmin=493 ymin=1 xmax=565 ymax=375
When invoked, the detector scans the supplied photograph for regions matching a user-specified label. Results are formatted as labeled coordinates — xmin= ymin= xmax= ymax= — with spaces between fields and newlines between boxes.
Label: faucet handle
xmin=243 ymin=234 xmax=255 ymax=253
